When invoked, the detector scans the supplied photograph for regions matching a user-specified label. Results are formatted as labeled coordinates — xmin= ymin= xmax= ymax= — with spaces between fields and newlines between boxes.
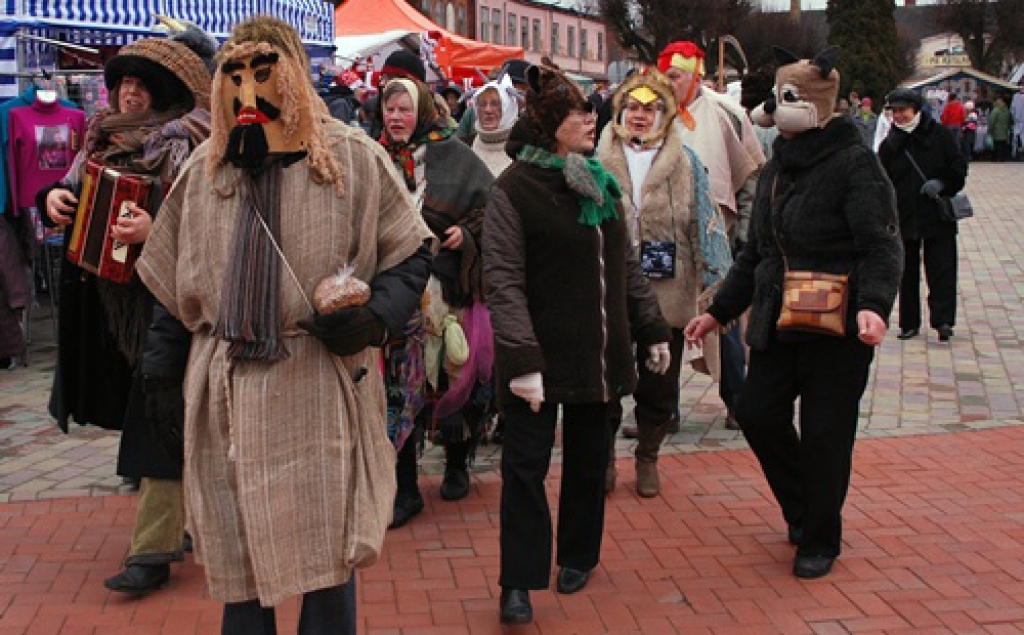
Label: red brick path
xmin=3 ymin=426 xmax=1023 ymax=634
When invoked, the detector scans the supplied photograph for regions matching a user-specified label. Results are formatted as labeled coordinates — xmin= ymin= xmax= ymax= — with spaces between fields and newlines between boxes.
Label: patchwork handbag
xmin=771 ymin=176 xmax=850 ymax=337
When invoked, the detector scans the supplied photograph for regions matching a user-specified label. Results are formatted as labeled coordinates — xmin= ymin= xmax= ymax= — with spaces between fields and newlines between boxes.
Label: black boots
xmin=499 ymin=588 xmax=532 ymax=624
xmin=556 ymin=567 xmax=591 ymax=594
xmin=104 ymin=563 xmax=170 ymax=594
xmin=440 ymin=440 xmax=471 ymax=501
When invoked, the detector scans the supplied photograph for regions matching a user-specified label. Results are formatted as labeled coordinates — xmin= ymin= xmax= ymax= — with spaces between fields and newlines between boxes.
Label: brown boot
xmin=634 ymin=422 xmax=669 ymax=498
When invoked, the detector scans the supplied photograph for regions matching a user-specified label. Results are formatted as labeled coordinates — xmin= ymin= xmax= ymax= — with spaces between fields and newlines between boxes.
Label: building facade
xmin=475 ymin=0 xmax=607 ymax=78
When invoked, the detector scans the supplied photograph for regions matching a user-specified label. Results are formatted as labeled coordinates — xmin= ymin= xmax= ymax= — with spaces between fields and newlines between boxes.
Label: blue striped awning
xmin=13 ymin=0 xmax=335 ymax=45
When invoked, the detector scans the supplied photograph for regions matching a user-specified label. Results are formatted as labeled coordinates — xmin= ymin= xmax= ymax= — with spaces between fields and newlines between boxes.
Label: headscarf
xmin=380 ymin=77 xmax=451 ymax=191
xmin=471 ymin=75 xmax=518 ymax=134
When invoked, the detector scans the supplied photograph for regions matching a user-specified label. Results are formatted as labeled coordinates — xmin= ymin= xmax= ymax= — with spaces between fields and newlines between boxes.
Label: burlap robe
xmin=137 ymin=122 xmax=432 ymax=606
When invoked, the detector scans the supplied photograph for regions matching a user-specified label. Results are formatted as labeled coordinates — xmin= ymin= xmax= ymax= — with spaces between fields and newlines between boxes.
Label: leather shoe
xmin=103 ymin=563 xmax=170 ymax=594
xmin=897 ymin=328 xmax=919 ymax=340
xmin=787 ymin=523 xmax=803 ymax=546
xmin=793 ymin=554 xmax=835 ymax=579
xmin=499 ymin=588 xmax=532 ymax=624
xmin=937 ymin=324 xmax=954 ymax=342
xmin=556 ymin=566 xmax=591 ymax=594
xmin=388 ymin=492 xmax=424 ymax=529
xmin=440 ymin=468 xmax=470 ymax=501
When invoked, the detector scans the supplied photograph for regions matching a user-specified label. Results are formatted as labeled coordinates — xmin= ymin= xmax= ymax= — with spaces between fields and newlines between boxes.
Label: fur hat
xmin=523 ymin=57 xmax=590 ymax=151
xmin=610 ymin=67 xmax=677 ymax=147
xmin=752 ymin=46 xmax=840 ymax=134
xmin=382 ymin=49 xmax=426 ymax=82
xmin=105 ymin=36 xmax=213 ymax=111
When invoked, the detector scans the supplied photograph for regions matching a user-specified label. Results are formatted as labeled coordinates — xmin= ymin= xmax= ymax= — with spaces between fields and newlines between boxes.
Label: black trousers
xmin=499 ymin=398 xmax=611 ymax=589
xmin=733 ymin=336 xmax=874 ymax=558
xmin=608 ymin=329 xmax=685 ymax=433
xmin=900 ymin=234 xmax=957 ymax=330
xmin=221 ymin=576 xmax=357 ymax=635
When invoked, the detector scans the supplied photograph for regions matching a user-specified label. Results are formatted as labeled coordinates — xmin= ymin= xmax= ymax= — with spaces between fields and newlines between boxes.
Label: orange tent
xmin=335 ymin=0 xmax=523 ymax=83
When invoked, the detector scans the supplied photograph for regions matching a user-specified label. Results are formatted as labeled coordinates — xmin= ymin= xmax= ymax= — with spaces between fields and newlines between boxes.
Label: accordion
xmin=67 ymin=160 xmax=158 ymax=284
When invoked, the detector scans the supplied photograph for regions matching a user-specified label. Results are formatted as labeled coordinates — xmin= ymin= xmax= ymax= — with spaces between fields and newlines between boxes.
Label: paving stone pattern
xmin=1 ymin=163 xmax=1023 ymax=633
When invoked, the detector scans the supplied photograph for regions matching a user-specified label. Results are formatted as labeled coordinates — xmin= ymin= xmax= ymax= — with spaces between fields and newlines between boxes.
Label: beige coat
xmin=137 ymin=121 xmax=432 ymax=606
xmin=597 ymin=89 xmax=722 ymax=379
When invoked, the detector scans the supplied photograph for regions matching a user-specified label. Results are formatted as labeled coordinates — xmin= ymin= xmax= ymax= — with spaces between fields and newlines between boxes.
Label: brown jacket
xmin=483 ymin=122 xmax=670 ymax=404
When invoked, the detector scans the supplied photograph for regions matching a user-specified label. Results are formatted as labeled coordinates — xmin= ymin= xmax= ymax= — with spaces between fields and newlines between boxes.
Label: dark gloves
xmin=299 ymin=305 xmax=386 ymax=357
xmin=145 ymin=376 xmax=185 ymax=466
xmin=920 ymin=178 xmax=945 ymax=199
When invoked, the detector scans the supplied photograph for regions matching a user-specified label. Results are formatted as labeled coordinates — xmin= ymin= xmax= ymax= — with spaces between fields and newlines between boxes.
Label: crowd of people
xmin=24 ymin=14 xmax=992 ymax=631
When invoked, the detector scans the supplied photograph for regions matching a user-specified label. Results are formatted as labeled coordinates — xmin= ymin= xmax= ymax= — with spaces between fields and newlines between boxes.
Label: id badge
xmin=640 ymin=240 xmax=676 ymax=279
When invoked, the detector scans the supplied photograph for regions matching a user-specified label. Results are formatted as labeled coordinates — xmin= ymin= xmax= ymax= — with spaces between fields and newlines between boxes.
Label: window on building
xmin=421 ymin=0 xmax=431 ymax=14
xmin=457 ymin=5 xmax=466 ymax=35
xmin=492 ymin=9 xmax=502 ymax=44
xmin=551 ymin=22 xmax=559 ymax=55
xmin=480 ymin=7 xmax=489 ymax=42
xmin=521 ymin=20 xmax=529 ymax=50
xmin=567 ymin=26 xmax=575 ymax=58
xmin=597 ymin=31 xmax=604 ymax=61
xmin=581 ymin=29 xmax=587 ymax=59
xmin=533 ymin=19 xmax=541 ymax=53
xmin=508 ymin=14 xmax=517 ymax=46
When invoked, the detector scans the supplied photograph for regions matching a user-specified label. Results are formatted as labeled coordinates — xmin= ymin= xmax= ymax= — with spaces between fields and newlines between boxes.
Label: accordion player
xmin=66 ymin=160 xmax=160 ymax=284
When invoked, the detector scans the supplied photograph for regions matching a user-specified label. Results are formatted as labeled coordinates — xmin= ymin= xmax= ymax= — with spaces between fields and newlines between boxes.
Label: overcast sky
xmin=758 ymin=0 xmax=936 ymax=9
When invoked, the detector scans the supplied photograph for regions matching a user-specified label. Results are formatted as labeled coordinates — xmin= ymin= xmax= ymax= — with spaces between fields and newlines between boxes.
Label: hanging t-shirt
xmin=0 ymin=86 xmax=78 ymax=216
xmin=7 ymin=97 xmax=85 ymax=214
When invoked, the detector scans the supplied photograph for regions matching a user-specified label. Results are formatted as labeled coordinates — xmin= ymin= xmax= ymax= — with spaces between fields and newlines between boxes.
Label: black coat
xmin=878 ymin=112 xmax=967 ymax=241
xmin=483 ymin=121 xmax=670 ymax=404
xmin=708 ymin=117 xmax=903 ymax=351
xmin=36 ymin=182 xmax=137 ymax=434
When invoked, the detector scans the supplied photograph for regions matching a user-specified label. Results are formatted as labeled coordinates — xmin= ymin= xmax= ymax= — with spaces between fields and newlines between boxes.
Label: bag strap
xmin=769 ymin=175 xmax=791 ymax=272
xmin=902 ymin=148 xmax=930 ymax=186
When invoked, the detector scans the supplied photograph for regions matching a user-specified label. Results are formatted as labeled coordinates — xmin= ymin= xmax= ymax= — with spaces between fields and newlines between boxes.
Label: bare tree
xmin=932 ymin=0 xmax=1024 ymax=75
xmin=597 ymin=0 xmax=754 ymax=64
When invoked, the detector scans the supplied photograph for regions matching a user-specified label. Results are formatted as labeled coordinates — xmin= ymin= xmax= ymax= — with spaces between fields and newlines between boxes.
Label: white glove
xmin=646 ymin=342 xmax=671 ymax=375
xmin=509 ymin=372 xmax=544 ymax=412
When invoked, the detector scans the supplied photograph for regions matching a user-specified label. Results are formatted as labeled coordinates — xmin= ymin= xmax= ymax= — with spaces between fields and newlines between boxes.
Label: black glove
xmin=144 ymin=376 xmax=185 ymax=466
xmin=920 ymin=178 xmax=945 ymax=199
xmin=299 ymin=305 xmax=386 ymax=357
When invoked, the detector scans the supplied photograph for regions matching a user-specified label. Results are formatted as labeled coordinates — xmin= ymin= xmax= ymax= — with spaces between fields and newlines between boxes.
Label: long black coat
xmin=709 ymin=117 xmax=903 ymax=351
xmin=877 ymin=112 xmax=967 ymax=241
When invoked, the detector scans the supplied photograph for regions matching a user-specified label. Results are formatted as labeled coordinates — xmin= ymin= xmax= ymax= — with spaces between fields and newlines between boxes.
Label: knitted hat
xmin=105 ymin=37 xmax=213 ymax=111
xmin=382 ymin=49 xmax=426 ymax=82
xmin=524 ymin=57 xmax=590 ymax=151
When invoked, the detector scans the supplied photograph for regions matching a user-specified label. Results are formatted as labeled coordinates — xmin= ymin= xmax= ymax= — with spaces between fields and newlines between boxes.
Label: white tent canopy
xmin=333 ymin=30 xmax=442 ymax=82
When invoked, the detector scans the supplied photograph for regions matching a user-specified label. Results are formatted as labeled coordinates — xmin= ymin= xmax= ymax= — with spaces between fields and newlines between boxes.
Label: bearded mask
xmin=208 ymin=17 xmax=318 ymax=173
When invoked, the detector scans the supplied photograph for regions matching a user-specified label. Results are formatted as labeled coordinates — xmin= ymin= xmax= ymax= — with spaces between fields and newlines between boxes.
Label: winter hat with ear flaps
xmin=523 ymin=57 xmax=590 ymax=151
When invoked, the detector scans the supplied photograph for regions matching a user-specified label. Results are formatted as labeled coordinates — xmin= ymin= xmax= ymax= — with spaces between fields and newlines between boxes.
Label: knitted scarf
xmin=381 ymin=124 xmax=452 ymax=192
xmin=88 ymin=107 xmax=212 ymax=364
xmin=214 ymin=161 xmax=288 ymax=361
xmin=517 ymin=144 xmax=621 ymax=226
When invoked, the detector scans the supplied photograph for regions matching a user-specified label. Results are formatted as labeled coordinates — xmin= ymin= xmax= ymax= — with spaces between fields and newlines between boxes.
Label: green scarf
xmin=517 ymin=144 xmax=621 ymax=227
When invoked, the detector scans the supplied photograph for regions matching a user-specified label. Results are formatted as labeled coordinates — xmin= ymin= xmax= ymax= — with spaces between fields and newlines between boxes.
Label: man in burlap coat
xmin=136 ymin=16 xmax=433 ymax=633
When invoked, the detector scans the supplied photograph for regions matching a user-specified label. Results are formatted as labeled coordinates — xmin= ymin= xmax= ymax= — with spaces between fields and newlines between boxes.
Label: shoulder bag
xmin=904 ymin=150 xmax=973 ymax=222
xmin=770 ymin=176 xmax=850 ymax=337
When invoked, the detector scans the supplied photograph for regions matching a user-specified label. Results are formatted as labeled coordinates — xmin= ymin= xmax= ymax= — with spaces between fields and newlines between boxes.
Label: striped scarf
xmin=215 ymin=162 xmax=287 ymax=361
